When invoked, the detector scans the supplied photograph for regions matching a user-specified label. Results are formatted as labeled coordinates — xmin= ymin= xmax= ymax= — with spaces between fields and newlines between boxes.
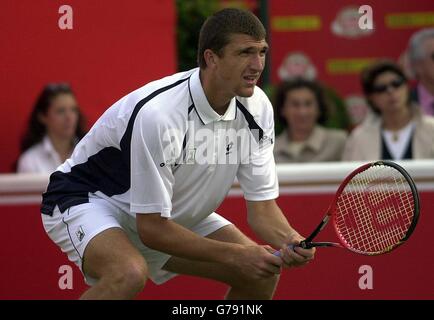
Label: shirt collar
xmin=189 ymin=68 xmax=237 ymax=124
xmin=42 ymin=135 xmax=78 ymax=160
xmin=42 ymin=135 xmax=56 ymax=155
xmin=42 ymin=135 xmax=63 ymax=165
xmin=305 ymin=126 xmax=325 ymax=152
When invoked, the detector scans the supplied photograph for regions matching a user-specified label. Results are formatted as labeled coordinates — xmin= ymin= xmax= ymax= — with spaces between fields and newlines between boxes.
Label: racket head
xmin=330 ymin=161 xmax=420 ymax=255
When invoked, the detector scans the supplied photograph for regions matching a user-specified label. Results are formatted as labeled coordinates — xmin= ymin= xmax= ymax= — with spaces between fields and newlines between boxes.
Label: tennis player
xmin=40 ymin=8 xmax=315 ymax=300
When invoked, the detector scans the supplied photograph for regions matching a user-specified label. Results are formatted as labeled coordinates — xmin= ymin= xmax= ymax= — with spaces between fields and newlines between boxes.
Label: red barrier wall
xmin=0 ymin=0 xmax=176 ymax=173
xmin=1 ymin=192 xmax=432 ymax=300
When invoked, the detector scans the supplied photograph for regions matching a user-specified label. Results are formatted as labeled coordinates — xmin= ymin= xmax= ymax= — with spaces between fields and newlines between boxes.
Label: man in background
xmin=408 ymin=28 xmax=434 ymax=116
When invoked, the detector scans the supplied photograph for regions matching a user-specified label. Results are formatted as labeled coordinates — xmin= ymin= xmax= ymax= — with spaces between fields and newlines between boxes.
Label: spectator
xmin=408 ymin=28 xmax=434 ymax=116
xmin=274 ymin=78 xmax=347 ymax=163
xmin=277 ymin=51 xmax=351 ymax=130
xmin=343 ymin=60 xmax=434 ymax=161
xmin=17 ymin=83 xmax=86 ymax=173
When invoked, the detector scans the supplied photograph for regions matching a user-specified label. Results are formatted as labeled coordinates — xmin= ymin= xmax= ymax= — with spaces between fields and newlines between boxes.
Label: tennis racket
xmin=276 ymin=160 xmax=420 ymax=256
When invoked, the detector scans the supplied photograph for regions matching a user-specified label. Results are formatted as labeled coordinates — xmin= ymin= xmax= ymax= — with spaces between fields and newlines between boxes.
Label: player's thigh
xmin=82 ymin=227 xmax=147 ymax=280
xmin=42 ymin=197 xmax=147 ymax=283
xmin=162 ymin=223 xmax=257 ymax=285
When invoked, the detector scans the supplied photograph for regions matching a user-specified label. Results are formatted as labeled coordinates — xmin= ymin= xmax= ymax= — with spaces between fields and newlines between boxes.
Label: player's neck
xmin=200 ymin=69 xmax=232 ymax=115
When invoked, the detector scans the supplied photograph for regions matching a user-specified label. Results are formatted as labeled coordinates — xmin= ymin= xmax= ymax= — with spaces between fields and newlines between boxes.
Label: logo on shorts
xmin=75 ymin=226 xmax=85 ymax=242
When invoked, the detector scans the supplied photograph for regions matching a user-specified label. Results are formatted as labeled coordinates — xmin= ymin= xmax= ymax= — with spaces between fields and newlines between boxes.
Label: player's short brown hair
xmin=197 ymin=8 xmax=266 ymax=69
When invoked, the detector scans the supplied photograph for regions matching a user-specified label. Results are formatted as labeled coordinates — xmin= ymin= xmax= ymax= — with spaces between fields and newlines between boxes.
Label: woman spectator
xmin=343 ymin=60 xmax=434 ymax=161
xmin=17 ymin=83 xmax=86 ymax=173
xmin=274 ymin=78 xmax=347 ymax=163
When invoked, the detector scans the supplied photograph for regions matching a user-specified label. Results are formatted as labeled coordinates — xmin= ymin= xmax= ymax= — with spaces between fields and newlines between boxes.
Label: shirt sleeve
xmin=129 ymin=110 xmax=177 ymax=217
xmin=236 ymin=97 xmax=279 ymax=201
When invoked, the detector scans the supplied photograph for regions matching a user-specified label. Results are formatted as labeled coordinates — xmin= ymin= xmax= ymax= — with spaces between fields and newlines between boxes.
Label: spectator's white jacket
xmin=343 ymin=106 xmax=434 ymax=161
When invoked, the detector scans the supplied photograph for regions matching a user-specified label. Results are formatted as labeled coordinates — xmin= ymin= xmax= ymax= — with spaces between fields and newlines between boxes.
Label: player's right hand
xmin=279 ymin=233 xmax=316 ymax=268
xmin=230 ymin=245 xmax=283 ymax=280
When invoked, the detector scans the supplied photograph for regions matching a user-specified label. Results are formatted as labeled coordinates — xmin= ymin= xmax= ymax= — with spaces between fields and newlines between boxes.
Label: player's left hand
xmin=279 ymin=232 xmax=316 ymax=268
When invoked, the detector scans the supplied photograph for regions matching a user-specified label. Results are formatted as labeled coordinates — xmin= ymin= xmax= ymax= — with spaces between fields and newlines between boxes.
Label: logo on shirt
xmin=185 ymin=148 xmax=196 ymax=164
xmin=260 ymin=134 xmax=273 ymax=147
xmin=226 ymin=142 xmax=234 ymax=155
xmin=75 ymin=226 xmax=85 ymax=242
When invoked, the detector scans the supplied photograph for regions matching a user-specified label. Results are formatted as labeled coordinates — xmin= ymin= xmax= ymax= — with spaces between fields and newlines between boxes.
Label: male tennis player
xmin=41 ymin=8 xmax=315 ymax=299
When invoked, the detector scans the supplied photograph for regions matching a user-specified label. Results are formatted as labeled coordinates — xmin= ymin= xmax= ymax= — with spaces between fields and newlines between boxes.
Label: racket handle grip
xmin=273 ymin=244 xmax=296 ymax=257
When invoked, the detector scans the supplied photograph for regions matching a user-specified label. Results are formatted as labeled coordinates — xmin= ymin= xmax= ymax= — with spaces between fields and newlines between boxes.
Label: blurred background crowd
xmin=2 ymin=0 xmax=434 ymax=174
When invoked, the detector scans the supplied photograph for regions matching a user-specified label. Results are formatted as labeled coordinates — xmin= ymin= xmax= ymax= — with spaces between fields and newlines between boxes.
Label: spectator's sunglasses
xmin=371 ymin=78 xmax=405 ymax=94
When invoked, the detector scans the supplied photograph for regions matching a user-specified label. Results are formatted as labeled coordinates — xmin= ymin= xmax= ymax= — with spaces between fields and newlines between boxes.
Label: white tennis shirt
xmin=41 ymin=68 xmax=278 ymax=228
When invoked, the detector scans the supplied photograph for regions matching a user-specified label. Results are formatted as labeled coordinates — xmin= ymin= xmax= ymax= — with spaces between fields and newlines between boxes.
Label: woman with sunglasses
xmin=17 ymin=83 xmax=86 ymax=173
xmin=343 ymin=60 xmax=434 ymax=161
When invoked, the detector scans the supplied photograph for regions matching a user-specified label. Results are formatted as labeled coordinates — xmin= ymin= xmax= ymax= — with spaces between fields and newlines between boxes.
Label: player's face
xmin=41 ymin=93 xmax=80 ymax=139
xmin=282 ymin=88 xmax=319 ymax=136
xmin=214 ymin=34 xmax=268 ymax=97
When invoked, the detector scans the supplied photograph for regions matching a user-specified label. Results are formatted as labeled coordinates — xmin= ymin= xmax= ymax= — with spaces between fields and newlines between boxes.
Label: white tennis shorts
xmin=41 ymin=194 xmax=232 ymax=285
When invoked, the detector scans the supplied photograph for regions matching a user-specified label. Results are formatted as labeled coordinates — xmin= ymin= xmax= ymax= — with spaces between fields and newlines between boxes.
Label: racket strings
xmin=356 ymin=171 xmax=411 ymax=252
xmin=335 ymin=164 xmax=414 ymax=254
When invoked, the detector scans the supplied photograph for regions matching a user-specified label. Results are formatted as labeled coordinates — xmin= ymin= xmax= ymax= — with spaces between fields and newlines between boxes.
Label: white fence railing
xmin=1 ymin=160 xmax=433 ymax=205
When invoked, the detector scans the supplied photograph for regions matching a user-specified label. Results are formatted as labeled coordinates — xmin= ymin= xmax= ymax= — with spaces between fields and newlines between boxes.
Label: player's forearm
xmin=247 ymin=200 xmax=299 ymax=249
xmin=136 ymin=213 xmax=241 ymax=265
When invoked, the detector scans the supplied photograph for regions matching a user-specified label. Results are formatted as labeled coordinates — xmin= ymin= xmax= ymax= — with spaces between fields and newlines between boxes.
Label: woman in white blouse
xmin=343 ymin=60 xmax=434 ymax=161
xmin=17 ymin=83 xmax=86 ymax=173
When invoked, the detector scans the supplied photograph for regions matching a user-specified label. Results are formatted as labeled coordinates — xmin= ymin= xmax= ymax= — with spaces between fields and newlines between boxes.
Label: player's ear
xmin=203 ymin=49 xmax=217 ymax=69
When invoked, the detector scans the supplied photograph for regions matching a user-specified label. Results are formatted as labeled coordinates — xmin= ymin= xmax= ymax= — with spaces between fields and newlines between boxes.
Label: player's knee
xmin=255 ymin=274 xmax=279 ymax=294
xmin=263 ymin=274 xmax=280 ymax=294
xmin=107 ymin=257 xmax=148 ymax=293
xmin=233 ymin=274 xmax=280 ymax=299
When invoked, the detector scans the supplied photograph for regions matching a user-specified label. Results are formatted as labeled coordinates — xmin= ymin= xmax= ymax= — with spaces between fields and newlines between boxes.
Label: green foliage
xmin=176 ymin=0 xmax=219 ymax=71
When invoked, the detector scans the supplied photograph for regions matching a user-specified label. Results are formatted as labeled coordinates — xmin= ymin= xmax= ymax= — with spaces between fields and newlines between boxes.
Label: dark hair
xmin=20 ymin=83 xmax=86 ymax=153
xmin=197 ymin=8 xmax=266 ymax=69
xmin=361 ymin=59 xmax=409 ymax=114
xmin=274 ymin=78 xmax=328 ymax=129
